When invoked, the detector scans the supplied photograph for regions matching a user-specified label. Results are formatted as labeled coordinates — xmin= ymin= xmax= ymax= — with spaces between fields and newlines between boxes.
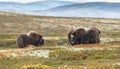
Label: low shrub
xmin=49 ymin=49 xmax=88 ymax=60
xmin=49 ymin=49 xmax=120 ymax=60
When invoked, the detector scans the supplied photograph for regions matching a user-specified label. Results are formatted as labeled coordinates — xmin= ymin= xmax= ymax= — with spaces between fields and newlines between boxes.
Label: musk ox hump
xmin=90 ymin=27 xmax=101 ymax=34
xmin=72 ymin=28 xmax=86 ymax=40
xmin=26 ymin=31 xmax=38 ymax=36
xmin=73 ymin=28 xmax=86 ymax=36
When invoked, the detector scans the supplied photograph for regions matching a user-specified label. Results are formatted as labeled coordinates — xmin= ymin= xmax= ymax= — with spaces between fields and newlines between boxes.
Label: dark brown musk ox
xmin=16 ymin=31 xmax=44 ymax=48
xmin=68 ymin=27 xmax=101 ymax=45
xmin=68 ymin=26 xmax=86 ymax=45
xmin=82 ymin=27 xmax=101 ymax=44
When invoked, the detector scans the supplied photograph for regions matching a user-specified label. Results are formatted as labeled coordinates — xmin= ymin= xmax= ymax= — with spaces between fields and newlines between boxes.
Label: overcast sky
xmin=0 ymin=0 xmax=120 ymax=3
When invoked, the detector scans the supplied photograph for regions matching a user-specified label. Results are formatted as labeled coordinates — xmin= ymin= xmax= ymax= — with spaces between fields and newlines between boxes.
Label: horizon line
xmin=0 ymin=1 xmax=120 ymax=3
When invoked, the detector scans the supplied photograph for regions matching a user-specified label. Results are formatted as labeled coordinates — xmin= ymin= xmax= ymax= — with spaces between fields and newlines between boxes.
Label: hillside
xmin=0 ymin=12 xmax=119 ymax=47
xmin=0 ymin=12 xmax=120 ymax=35
xmin=43 ymin=2 xmax=120 ymax=18
xmin=0 ymin=1 xmax=120 ymax=18
xmin=0 ymin=1 xmax=78 ymax=11
xmin=48 ymin=2 xmax=120 ymax=12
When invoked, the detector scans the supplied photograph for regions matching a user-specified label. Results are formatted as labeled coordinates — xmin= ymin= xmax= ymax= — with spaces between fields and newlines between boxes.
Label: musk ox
xmin=17 ymin=31 xmax=44 ymax=48
xmin=68 ymin=27 xmax=86 ymax=45
xmin=68 ymin=27 xmax=101 ymax=45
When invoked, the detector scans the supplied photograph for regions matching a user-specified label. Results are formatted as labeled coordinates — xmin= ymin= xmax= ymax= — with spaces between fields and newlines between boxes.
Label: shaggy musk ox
xmin=68 ymin=27 xmax=100 ymax=45
xmin=17 ymin=31 xmax=44 ymax=48
xmin=68 ymin=27 xmax=86 ymax=45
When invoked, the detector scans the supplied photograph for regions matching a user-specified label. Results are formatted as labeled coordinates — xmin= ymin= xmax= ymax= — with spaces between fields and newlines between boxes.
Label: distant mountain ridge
xmin=0 ymin=1 xmax=78 ymax=11
xmin=0 ymin=1 xmax=120 ymax=18
xmin=47 ymin=2 xmax=120 ymax=12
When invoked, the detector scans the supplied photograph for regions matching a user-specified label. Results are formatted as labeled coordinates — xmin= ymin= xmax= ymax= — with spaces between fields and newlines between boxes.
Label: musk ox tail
xmin=16 ymin=35 xmax=24 ymax=48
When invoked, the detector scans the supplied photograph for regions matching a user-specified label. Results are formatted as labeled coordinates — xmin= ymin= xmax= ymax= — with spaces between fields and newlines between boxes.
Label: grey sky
xmin=0 ymin=0 xmax=120 ymax=3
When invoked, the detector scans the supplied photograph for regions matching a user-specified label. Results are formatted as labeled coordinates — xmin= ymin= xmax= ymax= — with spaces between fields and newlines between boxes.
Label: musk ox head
xmin=29 ymin=32 xmax=44 ymax=46
xmin=17 ymin=31 xmax=44 ymax=48
xmin=68 ymin=34 xmax=77 ymax=45
xmin=68 ymin=26 xmax=77 ymax=45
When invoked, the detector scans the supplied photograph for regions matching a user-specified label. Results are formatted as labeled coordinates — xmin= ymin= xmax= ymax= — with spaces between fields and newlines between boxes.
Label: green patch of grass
xmin=57 ymin=38 xmax=69 ymax=46
xmin=0 ymin=34 xmax=15 ymax=39
xmin=0 ymin=56 xmax=120 ymax=69
xmin=107 ymin=41 xmax=120 ymax=44
xmin=0 ymin=38 xmax=69 ymax=49
xmin=102 ymin=31 xmax=120 ymax=38
xmin=0 ymin=40 xmax=17 ymax=49
xmin=0 ymin=57 xmax=67 ymax=69
xmin=93 ymin=54 xmax=119 ymax=59
xmin=49 ymin=49 xmax=120 ymax=60
xmin=44 ymin=39 xmax=57 ymax=46
xmin=44 ymin=38 xmax=69 ymax=46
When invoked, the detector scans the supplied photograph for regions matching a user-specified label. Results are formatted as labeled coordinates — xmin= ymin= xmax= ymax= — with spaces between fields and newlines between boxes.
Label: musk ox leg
xmin=95 ymin=36 xmax=100 ymax=43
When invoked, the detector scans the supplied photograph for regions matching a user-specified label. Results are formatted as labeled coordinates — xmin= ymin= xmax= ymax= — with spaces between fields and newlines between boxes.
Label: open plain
xmin=0 ymin=12 xmax=120 ymax=69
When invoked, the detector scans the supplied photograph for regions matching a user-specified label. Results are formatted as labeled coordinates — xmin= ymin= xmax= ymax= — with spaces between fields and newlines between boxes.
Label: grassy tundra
xmin=0 ymin=12 xmax=120 ymax=69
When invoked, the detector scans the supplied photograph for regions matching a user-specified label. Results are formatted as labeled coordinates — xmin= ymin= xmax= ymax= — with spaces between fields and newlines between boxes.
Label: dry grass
xmin=0 ymin=12 xmax=120 ymax=69
xmin=58 ymin=63 xmax=120 ymax=69
xmin=0 ymin=12 xmax=120 ymax=37
xmin=0 ymin=45 xmax=119 ymax=69
xmin=0 ymin=12 xmax=119 ymax=46
xmin=21 ymin=63 xmax=51 ymax=69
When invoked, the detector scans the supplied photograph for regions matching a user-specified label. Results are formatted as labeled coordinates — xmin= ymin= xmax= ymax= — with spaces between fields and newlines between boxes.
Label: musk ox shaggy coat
xmin=68 ymin=27 xmax=101 ymax=45
xmin=68 ymin=27 xmax=86 ymax=45
xmin=17 ymin=31 xmax=44 ymax=48
xmin=82 ymin=27 xmax=100 ymax=44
